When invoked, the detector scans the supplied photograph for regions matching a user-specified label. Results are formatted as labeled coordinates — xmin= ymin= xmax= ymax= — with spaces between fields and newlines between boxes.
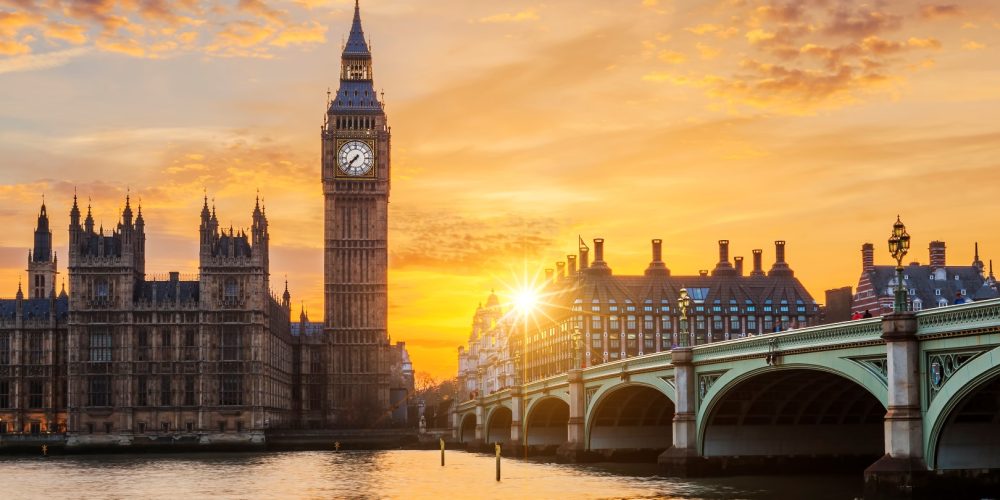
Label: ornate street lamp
xmin=677 ymin=288 xmax=692 ymax=348
xmin=888 ymin=216 xmax=911 ymax=313
xmin=476 ymin=366 xmax=484 ymax=398
xmin=513 ymin=352 xmax=521 ymax=385
xmin=571 ymin=328 xmax=583 ymax=370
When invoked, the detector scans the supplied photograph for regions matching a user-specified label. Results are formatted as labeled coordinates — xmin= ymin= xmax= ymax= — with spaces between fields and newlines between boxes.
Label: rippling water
xmin=1 ymin=450 xmax=862 ymax=499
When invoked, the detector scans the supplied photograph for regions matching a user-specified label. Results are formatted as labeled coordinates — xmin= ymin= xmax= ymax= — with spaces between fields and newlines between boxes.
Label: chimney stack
xmin=645 ymin=239 xmax=669 ymax=276
xmin=587 ymin=238 xmax=612 ymax=275
xmin=734 ymin=256 xmax=744 ymax=276
xmin=712 ymin=239 xmax=737 ymax=276
xmin=580 ymin=247 xmax=589 ymax=270
xmin=556 ymin=261 xmax=566 ymax=279
xmin=567 ymin=255 xmax=577 ymax=274
xmin=750 ymin=249 xmax=765 ymax=277
xmin=545 ymin=269 xmax=554 ymax=281
xmin=929 ymin=241 xmax=946 ymax=268
xmin=862 ymin=243 xmax=875 ymax=272
xmin=768 ymin=240 xmax=793 ymax=277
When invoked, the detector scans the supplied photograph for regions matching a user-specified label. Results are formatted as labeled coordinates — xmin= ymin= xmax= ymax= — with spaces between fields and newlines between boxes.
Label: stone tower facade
xmin=321 ymin=1 xmax=391 ymax=426
xmin=28 ymin=202 xmax=57 ymax=299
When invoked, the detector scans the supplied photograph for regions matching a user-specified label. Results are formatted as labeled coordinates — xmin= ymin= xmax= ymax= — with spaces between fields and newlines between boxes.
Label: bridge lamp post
xmin=888 ymin=216 xmax=911 ymax=313
xmin=571 ymin=328 xmax=582 ymax=370
xmin=476 ymin=367 xmax=484 ymax=399
xmin=677 ymin=288 xmax=692 ymax=348
xmin=513 ymin=353 xmax=521 ymax=385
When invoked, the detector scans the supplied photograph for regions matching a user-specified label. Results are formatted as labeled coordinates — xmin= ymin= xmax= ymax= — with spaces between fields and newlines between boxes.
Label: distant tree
xmin=412 ymin=373 xmax=458 ymax=428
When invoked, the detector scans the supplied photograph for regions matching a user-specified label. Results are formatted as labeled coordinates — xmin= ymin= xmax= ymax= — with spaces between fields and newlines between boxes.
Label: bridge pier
xmin=658 ymin=347 xmax=714 ymax=476
xmin=509 ymin=386 xmax=524 ymax=457
xmin=865 ymin=312 xmax=931 ymax=499
xmin=467 ymin=399 xmax=485 ymax=450
xmin=556 ymin=369 xmax=592 ymax=462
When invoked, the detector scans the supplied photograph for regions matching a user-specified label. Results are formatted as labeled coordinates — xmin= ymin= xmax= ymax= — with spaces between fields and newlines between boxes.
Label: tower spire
xmin=344 ymin=0 xmax=369 ymax=58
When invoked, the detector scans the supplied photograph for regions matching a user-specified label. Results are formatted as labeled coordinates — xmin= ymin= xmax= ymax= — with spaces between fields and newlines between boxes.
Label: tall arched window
xmin=224 ymin=279 xmax=238 ymax=301
xmin=95 ymin=279 xmax=109 ymax=300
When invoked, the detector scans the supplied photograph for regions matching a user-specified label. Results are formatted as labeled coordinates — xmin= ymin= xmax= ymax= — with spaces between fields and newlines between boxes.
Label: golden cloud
xmin=270 ymin=20 xmax=326 ymax=47
xmin=0 ymin=0 xmax=328 ymax=65
xmin=649 ymin=0 xmax=946 ymax=113
xmin=919 ymin=4 xmax=963 ymax=20
xmin=43 ymin=20 xmax=87 ymax=44
xmin=477 ymin=9 xmax=540 ymax=24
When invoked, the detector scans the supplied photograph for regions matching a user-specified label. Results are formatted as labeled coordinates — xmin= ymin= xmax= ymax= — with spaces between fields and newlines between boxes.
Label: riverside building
xmin=459 ymin=238 xmax=819 ymax=394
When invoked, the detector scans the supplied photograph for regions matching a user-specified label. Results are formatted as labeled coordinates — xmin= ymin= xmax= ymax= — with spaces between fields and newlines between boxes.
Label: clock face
xmin=338 ymin=140 xmax=375 ymax=176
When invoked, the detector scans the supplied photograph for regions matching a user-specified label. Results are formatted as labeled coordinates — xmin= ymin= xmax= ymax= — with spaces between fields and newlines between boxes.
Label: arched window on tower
xmin=224 ymin=278 xmax=239 ymax=302
xmin=95 ymin=279 xmax=109 ymax=301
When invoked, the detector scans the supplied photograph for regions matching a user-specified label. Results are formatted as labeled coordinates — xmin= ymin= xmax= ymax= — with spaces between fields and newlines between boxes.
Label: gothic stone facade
xmin=61 ymin=195 xmax=294 ymax=447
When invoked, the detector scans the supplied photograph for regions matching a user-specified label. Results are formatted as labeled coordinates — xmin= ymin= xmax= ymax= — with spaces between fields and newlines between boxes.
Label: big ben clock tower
xmin=322 ymin=0 xmax=391 ymax=426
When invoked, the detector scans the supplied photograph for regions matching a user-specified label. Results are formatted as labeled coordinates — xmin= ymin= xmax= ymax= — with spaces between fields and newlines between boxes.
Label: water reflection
xmin=0 ymin=450 xmax=862 ymax=499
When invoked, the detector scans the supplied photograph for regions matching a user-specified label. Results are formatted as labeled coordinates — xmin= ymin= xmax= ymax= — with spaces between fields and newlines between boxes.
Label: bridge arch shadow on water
xmin=485 ymin=406 xmax=512 ymax=446
xmin=587 ymin=384 xmax=675 ymax=459
xmin=459 ymin=413 xmax=476 ymax=444
xmin=524 ymin=397 xmax=569 ymax=454
xmin=698 ymin=367 xmax=886 ymax=471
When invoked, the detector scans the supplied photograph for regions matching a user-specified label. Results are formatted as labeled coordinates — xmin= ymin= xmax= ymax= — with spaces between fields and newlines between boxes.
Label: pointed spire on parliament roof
xmin=343 ymin=0 xmax=370 ymax=57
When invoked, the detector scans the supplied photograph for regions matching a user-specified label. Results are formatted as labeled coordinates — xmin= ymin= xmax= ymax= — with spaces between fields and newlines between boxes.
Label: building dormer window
xmin=909 ymin=289 xmax=916 ymax=296
xmin=955 ymin=275 xmax=960 ymax=281
xmin=912 ymin=299 xmax=923 ymax=311
xmin=935 ymin=289 xmax=941 ymax=296
xmin=961 ymin=289 xmax=967 ymax=296
xmin=938 ymin=298 xmax=948 ymax=307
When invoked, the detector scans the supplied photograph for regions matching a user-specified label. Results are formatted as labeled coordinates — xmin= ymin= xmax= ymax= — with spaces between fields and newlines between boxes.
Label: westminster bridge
xmin=452 ymin=298 xmax=1000 ymax=498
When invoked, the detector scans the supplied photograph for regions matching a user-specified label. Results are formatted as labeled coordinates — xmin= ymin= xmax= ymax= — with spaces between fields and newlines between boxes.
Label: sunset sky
xmin=1 ymin=0 xmax=999 ymax=378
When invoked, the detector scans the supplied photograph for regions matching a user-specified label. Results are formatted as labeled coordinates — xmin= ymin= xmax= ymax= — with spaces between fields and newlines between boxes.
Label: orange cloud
xmin=43 ymin=21 xmax=87 ymax=44
xmin=477 ymin=9 xmax=540 ymax=24
xmin=270 ymin=20 xmax=326 ymax=47
xmin=237 ymin=0 xmax=286 ymax=25
xmin=919 ymin=4 xmax=963 ymax=20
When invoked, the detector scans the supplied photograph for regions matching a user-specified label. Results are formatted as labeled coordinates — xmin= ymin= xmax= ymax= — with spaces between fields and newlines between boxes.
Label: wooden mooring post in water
xmin=440 ymin=438 xmax=445 ymax=467
xmin=495 ymin=443 xmax=501 ymax=482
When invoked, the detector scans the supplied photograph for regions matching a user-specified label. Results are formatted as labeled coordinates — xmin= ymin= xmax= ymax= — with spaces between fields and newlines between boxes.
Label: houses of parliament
xmin=0 ymin=2 xmax=412 ymax=445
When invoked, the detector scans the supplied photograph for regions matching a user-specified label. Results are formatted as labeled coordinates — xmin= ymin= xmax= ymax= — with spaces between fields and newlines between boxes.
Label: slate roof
xmin=343 ymin=1 xmax=370 ymax=57
xmin=291 ymin=322 xmax=324 ymax=336
xmin=329 ymin=80 xmax=382 ymax=114
xmin=867 ymin=264 xmax=984 ymax=307
xmin=0 ymin=297 xmax=69 ymax=320
xmin=567 ymin=270 xmax=817 ymax=313
xmin=135 ymin=280 xmax=200 ymax=303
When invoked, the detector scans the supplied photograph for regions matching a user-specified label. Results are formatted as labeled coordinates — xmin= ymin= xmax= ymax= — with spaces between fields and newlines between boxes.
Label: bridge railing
xmin=915 ymin=297 xmax=1000 ymax=336
xmin=523 ymin=373 xmax=568 ymax=395
xmin=582 ymin=350 xmax=673 ymax=380
xmin=692 ymin=317 xmax=884 ymax=364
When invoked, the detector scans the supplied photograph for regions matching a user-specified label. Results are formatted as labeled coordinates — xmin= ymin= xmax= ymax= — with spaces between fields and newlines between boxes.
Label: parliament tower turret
xmin=321 ymin=0 xmax=391 ymax=426
xmin=28 ymin=201 xmax=57 ymax=299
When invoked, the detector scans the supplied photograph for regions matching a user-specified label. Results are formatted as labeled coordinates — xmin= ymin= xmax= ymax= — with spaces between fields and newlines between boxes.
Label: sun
xmin=513 ymin=288 xmax=540 ymax=315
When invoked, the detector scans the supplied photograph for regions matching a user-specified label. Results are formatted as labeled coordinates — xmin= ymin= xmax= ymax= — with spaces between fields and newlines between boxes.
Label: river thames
xmin=0 ymin=450 xmax=863 ymax=499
